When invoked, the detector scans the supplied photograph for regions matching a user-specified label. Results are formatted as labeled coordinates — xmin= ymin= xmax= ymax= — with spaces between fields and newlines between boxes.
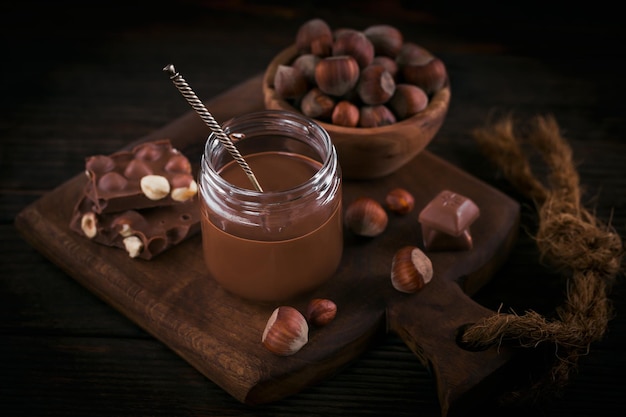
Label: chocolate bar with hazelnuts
xmin=84 ymin=139 xmax=198 ymax=214
xmin=69 ymin=139 xmax=201 ymax=259
xmin=69 ymin=192 xmax=201 ymax=260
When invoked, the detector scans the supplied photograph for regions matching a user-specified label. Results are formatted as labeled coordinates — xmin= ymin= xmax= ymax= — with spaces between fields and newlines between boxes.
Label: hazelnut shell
xmin=332 ymin=29 xmax=375 ymax=68
xmin=314 ymin=55 xmax=360 ymax=97
xmin=384 ymin=187 xmax=415 ymax=214
xmin=357 ymin=64 xmax=396 ymax=105
xmin=262 ymin=306 xmax=309 ymax=356
xmin=391 ymin=246 xmax=433 ymax=293
xmin=306 ymin=298 xmax=338 ymax=326
xmin=388 ymin=84 xmax=429 ymax=119
xmin=344 ymin=197 xmax=389 ymax=237
xmin=300 ymin=87 xmax=335 ymax=119
xmin=358 ymin=105 xmax=397 ymax=128
xmin=273 ymin=64 xmax=308 ymax=99
xmin=331 ymin=100 xmax=360 ymax=127
xmin=296 ymin=18 xmax=333 ymax=56
xmin=363 ymin=24 xmax=404 ymax=57
xmin=402 ymin=57 xmax=448 ymax=95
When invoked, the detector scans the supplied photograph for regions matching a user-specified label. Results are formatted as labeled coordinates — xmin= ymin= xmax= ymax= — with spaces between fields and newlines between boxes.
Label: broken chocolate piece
xmin=418 ymin=190 xmax=480 ymax=251
xmin=70 ymin=194 xmax=200 ymax=260
xmin=70 ymin=139 xmax=201 ymax=259
xmin=84 ymin=139 xmax=197 ymax=214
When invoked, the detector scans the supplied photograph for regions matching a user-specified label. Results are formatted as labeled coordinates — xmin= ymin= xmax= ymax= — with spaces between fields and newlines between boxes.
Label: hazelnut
xmin=331 ymin=27 xmax=352 ymax=39
xmin=273 ymin=64 xmax=308 ymax=99
xmin=332 ymin=29 xmax=375 ymax=68
xmin=372 ymin=55 xmax=398 ymax=78
xmin=124 ymin=159 xmax=152 ymax=180
xmin=97 ymin=171 xmax=128 ymax=192
xmin=292 ymin=53 xmax=320 ymax=84
xmin=165 ymin=154 xmax=192 ymax=174
xmin=356 ymin=64 xmax=396 ymax=105
xmin=85 ymin=155 xmax=115 ymax=176
xmin=134 ymin=141 xmax=165 ymax=161
xmin=118 ymin=223 xmax=134 ymax=238
xmin=358 ymin=105 xmax=396 ymax=128
xmin=396 ymin=42 xmax=433 ymax=67
xmin=402 ymin=57 xmax=447 ymax=95
xmin=262 ymin=306 xmax=309 ymax=356
xmin=331 ymin=100 xmax=360 ymax=127
xmin=300 ymin=87 xmax=335 ymax=120
xmin=344 ymin=197 xmax=388 ymax=237
xmin=80 ymin=212 xmax=98 ymax=238
xmin=140 ymin=174 xmax=170 ymax=200
xmin=306 ymin=298 xmax=337 ymax=326
xmin=391 ymin=246 xmax=433 ymax=293
xmin=171 ymin=178 xmax=198 ymax=202
xmin=111 ymin=212 xmax=144 ymax=238
xmin=314 ymin=55 xmax=360 ymax=97
xmin=123 ymin=235 xmax=144 ymax=258
xmin=170 ymin=173 xmax=194 ymax=189
xmin=384 ymin=188 xmax=415 ymax=215
xmin=296 ymin=18 xmax=333 ymax=56
xmin=388 ymin=84 xmax=429 ymax=120
xmin=363 ymin=24 xmax=404 ymax=58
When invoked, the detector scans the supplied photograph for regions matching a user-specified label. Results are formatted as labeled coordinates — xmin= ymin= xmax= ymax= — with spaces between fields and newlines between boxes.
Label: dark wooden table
xmin=2 ymin=1 xmax=624 ymax=416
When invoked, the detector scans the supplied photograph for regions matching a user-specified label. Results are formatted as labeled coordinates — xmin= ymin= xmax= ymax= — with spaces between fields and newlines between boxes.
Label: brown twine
xmin=460 ymin=114 xmax=624 ymax=403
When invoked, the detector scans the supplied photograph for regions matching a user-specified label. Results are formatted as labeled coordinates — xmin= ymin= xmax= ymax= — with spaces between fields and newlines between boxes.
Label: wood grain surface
xmin=2 ymin=1 xmax=624 ymax=417
xmin=15 ymin=74 xmax=519 ymax=415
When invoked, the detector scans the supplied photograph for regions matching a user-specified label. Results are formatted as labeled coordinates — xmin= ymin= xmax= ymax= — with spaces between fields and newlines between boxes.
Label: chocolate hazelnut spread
xmin=200 ymin=151 xmax=343 ymax=301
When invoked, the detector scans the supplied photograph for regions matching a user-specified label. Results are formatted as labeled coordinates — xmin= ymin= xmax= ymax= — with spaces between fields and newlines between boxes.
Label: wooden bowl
xmin=263 ymin=44 xmax=451 ymax=180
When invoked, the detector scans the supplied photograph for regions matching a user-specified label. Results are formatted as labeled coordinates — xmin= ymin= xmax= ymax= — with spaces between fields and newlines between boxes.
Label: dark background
xmin=1 ymin=1 xmax=624 ymax=416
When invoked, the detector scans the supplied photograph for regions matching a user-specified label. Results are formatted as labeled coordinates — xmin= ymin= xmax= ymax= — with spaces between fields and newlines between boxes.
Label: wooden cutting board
xmin=14 ymin=74 xmax=520 ymax=417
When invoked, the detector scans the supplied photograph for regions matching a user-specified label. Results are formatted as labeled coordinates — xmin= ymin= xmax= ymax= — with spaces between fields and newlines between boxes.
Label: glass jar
xmin=198 ymin=110 xmax=343 ymax=302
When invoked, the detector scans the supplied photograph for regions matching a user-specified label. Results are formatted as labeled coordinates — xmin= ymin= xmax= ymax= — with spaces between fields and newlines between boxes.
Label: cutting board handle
xmin=387 ymin=217 xmax=520 ymax=416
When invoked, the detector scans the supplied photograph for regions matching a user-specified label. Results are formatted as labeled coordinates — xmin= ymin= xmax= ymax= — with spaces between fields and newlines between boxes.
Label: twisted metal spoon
xmin=163 ymin=64 xmax=263 ymax=192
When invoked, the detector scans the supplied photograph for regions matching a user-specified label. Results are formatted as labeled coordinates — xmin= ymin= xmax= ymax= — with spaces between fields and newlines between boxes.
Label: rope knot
xmin=469 ymin=113 xmax=624 ymax=404
xmin=536 ymin=205 xmax=623 ymax=278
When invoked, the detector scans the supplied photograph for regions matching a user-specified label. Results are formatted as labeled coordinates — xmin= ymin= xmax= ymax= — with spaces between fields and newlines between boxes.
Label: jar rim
xmin=201 ymin=110 xmax=337 ymax=203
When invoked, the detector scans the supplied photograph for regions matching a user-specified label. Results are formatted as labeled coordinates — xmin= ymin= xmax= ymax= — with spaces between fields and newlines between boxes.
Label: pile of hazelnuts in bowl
xmin=263 ymin=18 xmax=451 ymax=179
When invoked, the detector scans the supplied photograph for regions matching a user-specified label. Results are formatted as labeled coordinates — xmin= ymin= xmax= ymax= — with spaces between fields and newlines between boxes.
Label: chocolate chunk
xmin=84 ymin=140 xmax=197 ymax=214
xmin=70 ymin=193 xmax=201 ymax=260
xmin=421 ymin=225 xmax=473 ymax=251
xmin=70 ymin=139 xmax=201 ymax=259
xmin=418 ymin=190 xmax=480 ymax=251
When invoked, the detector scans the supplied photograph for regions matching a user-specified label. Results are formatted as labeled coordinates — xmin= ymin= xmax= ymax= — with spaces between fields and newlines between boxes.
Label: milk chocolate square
xmin=418 ymin=190 xmax=479 ymax=251
xmin=421 ymin=225 xmax=473 ymax=251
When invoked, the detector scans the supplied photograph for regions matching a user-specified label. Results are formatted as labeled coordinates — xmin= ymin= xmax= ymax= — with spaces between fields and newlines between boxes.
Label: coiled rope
xmin=460 ymin=114 xmax=624 ymax=403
